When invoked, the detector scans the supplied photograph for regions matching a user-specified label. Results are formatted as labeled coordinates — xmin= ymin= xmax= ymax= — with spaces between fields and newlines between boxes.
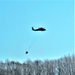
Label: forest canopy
xmin=0 ymin=55 xmax=75 ymax=75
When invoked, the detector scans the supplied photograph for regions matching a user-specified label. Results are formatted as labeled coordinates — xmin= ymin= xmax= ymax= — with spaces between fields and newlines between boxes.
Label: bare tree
xmin=25 ymin=60 xmax=34 ymax=75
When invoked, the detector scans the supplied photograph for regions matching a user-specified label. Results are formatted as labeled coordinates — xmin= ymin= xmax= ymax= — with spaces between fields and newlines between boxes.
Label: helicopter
xmin=32 ymin=27 xmax=46 ymax=31
xmin=26 ymin=27 xmax=46 ymax=54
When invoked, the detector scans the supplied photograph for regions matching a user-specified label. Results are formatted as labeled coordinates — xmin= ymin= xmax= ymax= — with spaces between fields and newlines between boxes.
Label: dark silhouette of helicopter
xmin=25 ymin=27 xmax=46 ymax=54
xmin=32 ymin=27 xmax=46 ymax=31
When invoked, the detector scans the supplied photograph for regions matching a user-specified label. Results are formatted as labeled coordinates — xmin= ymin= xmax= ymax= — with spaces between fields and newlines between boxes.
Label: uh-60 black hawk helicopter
xmin=32 ymin=27 xmax=46 ymax=31
xmin=25 ymin=27 xmax=46 ymax=54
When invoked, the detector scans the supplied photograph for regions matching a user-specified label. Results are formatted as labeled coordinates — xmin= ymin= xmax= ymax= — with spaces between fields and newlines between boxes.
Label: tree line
xmin=0 ymin=55 xmax=75 ymax=75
